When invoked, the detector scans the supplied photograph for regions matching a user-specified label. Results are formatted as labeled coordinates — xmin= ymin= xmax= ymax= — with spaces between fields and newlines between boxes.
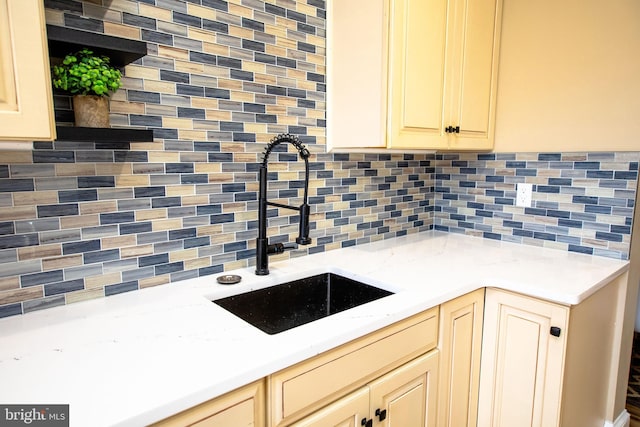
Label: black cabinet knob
xmin=375 ymin=408 xmax=387 ymax=421
xmin=361 ymin=418 xmax=372 ymax=427
xmin=550 ymin=326 xmax=561 ymax=337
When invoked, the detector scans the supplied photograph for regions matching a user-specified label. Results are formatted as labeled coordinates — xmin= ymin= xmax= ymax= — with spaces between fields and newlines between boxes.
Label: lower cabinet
xmin=291 ymin=350 xmax=439 ymax=427
xmin=438 ymin=288 xmax=485 ymax=427
xmin=151 ymin=380 xmax=265 ymax=427
xmin=478 ymin=274 xmax=627 ymax=427
xmin=477 ymin=288 xmax=569 ymax=427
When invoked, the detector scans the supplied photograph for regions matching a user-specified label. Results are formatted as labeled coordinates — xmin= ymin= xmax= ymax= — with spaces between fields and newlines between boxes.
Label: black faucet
xmin=255 ymin=134 xmax=312 ymax=275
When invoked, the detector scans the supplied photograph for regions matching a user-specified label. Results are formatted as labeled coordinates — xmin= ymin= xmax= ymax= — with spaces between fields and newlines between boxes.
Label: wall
xmin=435 ymin=151 xmax=639 ymax=260
xmin=494 ymin=0 xmax=640 ymax=152
xmin=0 ymin=0 xmax=434 ymax=318
xmin=0 ymin=0 xmax=639 ymax=319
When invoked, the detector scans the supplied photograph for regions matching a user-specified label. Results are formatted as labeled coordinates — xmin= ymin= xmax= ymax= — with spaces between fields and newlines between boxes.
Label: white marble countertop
xmin=0 ymin=231 xmax=629 ymax=426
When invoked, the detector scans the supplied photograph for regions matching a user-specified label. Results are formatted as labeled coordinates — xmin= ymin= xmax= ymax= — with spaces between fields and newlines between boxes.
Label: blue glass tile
xmin=569 ymin=245 xmax=594 ymax=255
xmin=614 ymin=171 xmax=638 ymax=180
xmin=84 ymin=249 xmax=120 ymax=264
xmin=537 ymin=185 xmax=560 ymax=194
xmin=483 ymin=232 xmax=502 ymax=240
xmin=516 ymin=169 xmax=537 ymax=176
xmin=100 ymin=212 xmax=135 ymax=225
xmin=120 ymin=222 xmax=152 ymax=235
xmin=534 ymin=232 xmax=556 ymax=241
xmin=572 ymin=195 xmax=599 ymax=205
xmin=155 ymin=261 xmax=184 ymax=275
xmin=574 ymin=161 xmax=600 ymax=170
xmin=45 ymin=279 xmax=84 ymax=296
xmin=513 ymin=228 xmax=534 ymax=238
xmin=538 ymin=153 xmax=562 ymax=161
xmin=21 ymin=270 xmax=64 ymax=287
xmin=611 ymin=225 xmax=631 ymax=234
xmin=595 ymin=231 xmax=623 ymax=242
xmin=105 ymin=281 xmax=139 ymax=297
xmin=586 ymin=170 xmax=613 ymax=179
xmin=0 ymin=303 xmax=22 ymax=318
xmin=38 ymin=204 xmax=79 ymax=218
xmin=210 ymin=213 xmax=235 ymax=224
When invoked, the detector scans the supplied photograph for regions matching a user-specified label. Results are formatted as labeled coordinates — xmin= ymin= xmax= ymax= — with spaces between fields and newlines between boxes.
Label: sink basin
xmin=213 ymin=272 xmax=394 ymax=334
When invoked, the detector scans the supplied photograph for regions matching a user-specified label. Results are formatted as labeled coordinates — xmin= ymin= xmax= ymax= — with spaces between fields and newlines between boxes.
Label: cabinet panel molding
xmin=0 ymin=0 xmax=55 ymax=141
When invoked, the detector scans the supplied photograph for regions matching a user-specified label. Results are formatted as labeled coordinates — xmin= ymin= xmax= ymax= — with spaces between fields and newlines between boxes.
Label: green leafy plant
xmin=52 ymin=48 xmax=122 ymax=96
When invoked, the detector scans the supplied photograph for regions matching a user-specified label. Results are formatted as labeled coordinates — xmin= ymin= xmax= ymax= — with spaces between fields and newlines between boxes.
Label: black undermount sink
xmin=213 ymin=273 xmax=394 ymax=334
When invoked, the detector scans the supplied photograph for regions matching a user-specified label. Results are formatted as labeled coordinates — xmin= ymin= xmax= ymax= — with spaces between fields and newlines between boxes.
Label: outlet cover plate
xmin=516 ymin=183 xmax=533 ymax=207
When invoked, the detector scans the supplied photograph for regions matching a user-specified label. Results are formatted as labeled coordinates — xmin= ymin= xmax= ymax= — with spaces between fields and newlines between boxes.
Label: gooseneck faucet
xmin=256 ymin=134 xmax=312 ymax=275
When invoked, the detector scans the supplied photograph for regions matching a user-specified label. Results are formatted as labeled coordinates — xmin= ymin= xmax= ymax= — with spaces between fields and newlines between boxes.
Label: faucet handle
xmin=268 ymin=242 xmax=298 ymax=254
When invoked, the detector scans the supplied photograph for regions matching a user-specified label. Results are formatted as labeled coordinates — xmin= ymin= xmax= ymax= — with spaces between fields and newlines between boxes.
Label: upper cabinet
xmin=0 ymin=0 xmax=56 ymax=141
xmin=327 ymin=0 xmax=503 ymax=152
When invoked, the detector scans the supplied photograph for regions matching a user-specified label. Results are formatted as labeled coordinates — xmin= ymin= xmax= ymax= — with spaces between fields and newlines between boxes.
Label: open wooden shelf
xmin=46 ymin=26 xmax=152 ymax=143
xmin=46 ymin=25 xmax=147 ymax=66
xmin=55 ymin=126 xmax=154 ymax=142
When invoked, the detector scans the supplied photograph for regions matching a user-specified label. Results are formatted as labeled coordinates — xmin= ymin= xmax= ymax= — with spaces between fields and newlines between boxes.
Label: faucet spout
xmin=255 ymin=134 xmax=312 ymax=275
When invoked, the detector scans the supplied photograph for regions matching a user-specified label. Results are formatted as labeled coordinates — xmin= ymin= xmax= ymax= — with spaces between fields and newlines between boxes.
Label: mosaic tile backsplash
xmin=0 ymin=0 xmax=637 ymax=318
xmin=435 ymin=152 xmax=640 ymax=259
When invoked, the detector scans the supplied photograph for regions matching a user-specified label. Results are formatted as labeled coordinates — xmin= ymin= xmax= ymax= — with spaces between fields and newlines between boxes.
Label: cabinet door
xmin=290 ymin=388 xmax=370 ymax=427
xmin=0 ymin=0 xmax=55 ymax=141
xmin=478 ymin=289 xmax=569 ymax=427
xmin=387 ymin=0 xmax=449 ymax=150
xmin=152 ymin=380 xmax=265 ymax=427
xmin=369 ymin=350 xmax=439 ymax=427
xmin=446 ymin=0 xmax=502 ymax=151
xmin=326 ymin=0 xmax=389 ymax=151
xmin=438 ymin=288 xmax=484 ymax=427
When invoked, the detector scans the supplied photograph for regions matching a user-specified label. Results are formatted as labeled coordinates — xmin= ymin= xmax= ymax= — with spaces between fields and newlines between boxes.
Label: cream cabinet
xmin=151 ymin=380 xmax=265 ymax=427
xmin=438 ymin=288 xmax=484 ymax=427
xmin=269 ymin=307 xmax=439 ymax=426
xmin=291 ymin=350 xmax=439 ymax=427
xmin=327 ymin=0 xmax=502 ymax=152
xmin=0 ymin=0 xmax=56 ymax=141
xmin=478 ymin=273 xmax=629 ymax=427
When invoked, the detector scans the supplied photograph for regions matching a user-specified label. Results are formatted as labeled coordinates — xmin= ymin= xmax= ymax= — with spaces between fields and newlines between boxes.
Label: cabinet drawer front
xmin=270 ymin=308 xmax=438 ymax=425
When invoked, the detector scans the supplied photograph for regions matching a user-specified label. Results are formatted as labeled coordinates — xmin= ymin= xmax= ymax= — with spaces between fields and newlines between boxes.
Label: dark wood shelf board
xmin=55 ymin=127 xmax=154 ymax=142
xmin=46 ymin=25 xmax=147 ymax=67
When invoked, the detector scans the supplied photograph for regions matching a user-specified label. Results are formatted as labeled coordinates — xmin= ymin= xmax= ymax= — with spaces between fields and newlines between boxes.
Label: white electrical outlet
xmin=516 ymin=183 xmax=533 ymax=207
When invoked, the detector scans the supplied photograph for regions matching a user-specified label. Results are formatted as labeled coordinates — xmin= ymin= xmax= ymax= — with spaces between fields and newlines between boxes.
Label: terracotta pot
xmin=73 ymin=95 xmax=110 ymax=127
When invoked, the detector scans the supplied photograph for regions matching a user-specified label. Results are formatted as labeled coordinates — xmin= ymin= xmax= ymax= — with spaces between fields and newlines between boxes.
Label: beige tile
xmin=136 ymin=209 xmax=167 ymax=221
xmin=228 ymin=3 xmax=253 ymax=18
xmin=85 ymin=272 xmax=121 ymax=290
xmin=56 ymin=163 xmax=96 ymax=177
xmin=175 ymin=59 xmax=205 ymax=74
xmin=13 ymin=191 xmax=58 ymax=206
xmin=182 ymin=194 xmax=210 ymax=206
xmin=107 ymin=0 xmax=139 ymax=14
xmin=170 ymin=248 xmax=198 ymax=263
xmin=197 ymin=225 xmax=224 ymax=236
xmin=158 ymin=45 xmax=189 ymax=60
xmin=148 ymin=152 xmax=180 ymax=163
xmin=139 ymin=3 xmax=172 ymax=20
xmin=116 ymin=175 xmax=150 ymax=187
xmin=60 ymin=214 xmax=100 ymax=229
xmin=121 ymin=245 xmax=154 ymax=259
xmin=104 ymin=21 xmax=140 ymax=40
xmin=163 ymin=117 xmax=193 ymax=130
xmin=0 ymin=206 xmax=37 ymax=221
xmin=66 ymin=288 xmax=104 ymax=305
xmin=44 ymin=9 xmax=64 ymax=26
xmin=144 ymin=80 xmax=176 ymax=94
xmin=178 ymin=129 xmax=208 ymax=140
xmin=95 ymin=163 xmax=132 ymax=176
xmin=189 ymin=28 xmax=217 ymax=43
xmin=139 ymin=275 xmax=170 ymax=289
xmin=123 ymin=65 xmax=159 ymax=80
xmin=187 ymin=3 xmax=217 ymax=20
xmin=184 ymin=257 xmax=211 ymax=270
xmin=195 ymin=163 xmax=221 ymax=173
xmin=102 ymin=235 xmax=137 ymax=250
xmin=42 ymin=254 xmax=83 ymax=271
xmin=79 ymin=201 xmax=118 ymax=215
xmin=229 ymin=26 xmax=254 ymax=39
xmin=203 ymin=42 xmax=229 ymax=56
xmin=166 ymin=185 xmax=194 ymax=196
xmin=0 ymin=277 xmax=19 ymax=292
xmin=153 ymin=218 xmax=183 ymax=231
xmin=0 ymin=287 xmax=43 ymax=306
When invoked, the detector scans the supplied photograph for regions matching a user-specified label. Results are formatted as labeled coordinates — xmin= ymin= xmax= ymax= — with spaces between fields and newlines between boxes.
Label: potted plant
xmin=52 ymin=48 xmax=122 ymax=128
